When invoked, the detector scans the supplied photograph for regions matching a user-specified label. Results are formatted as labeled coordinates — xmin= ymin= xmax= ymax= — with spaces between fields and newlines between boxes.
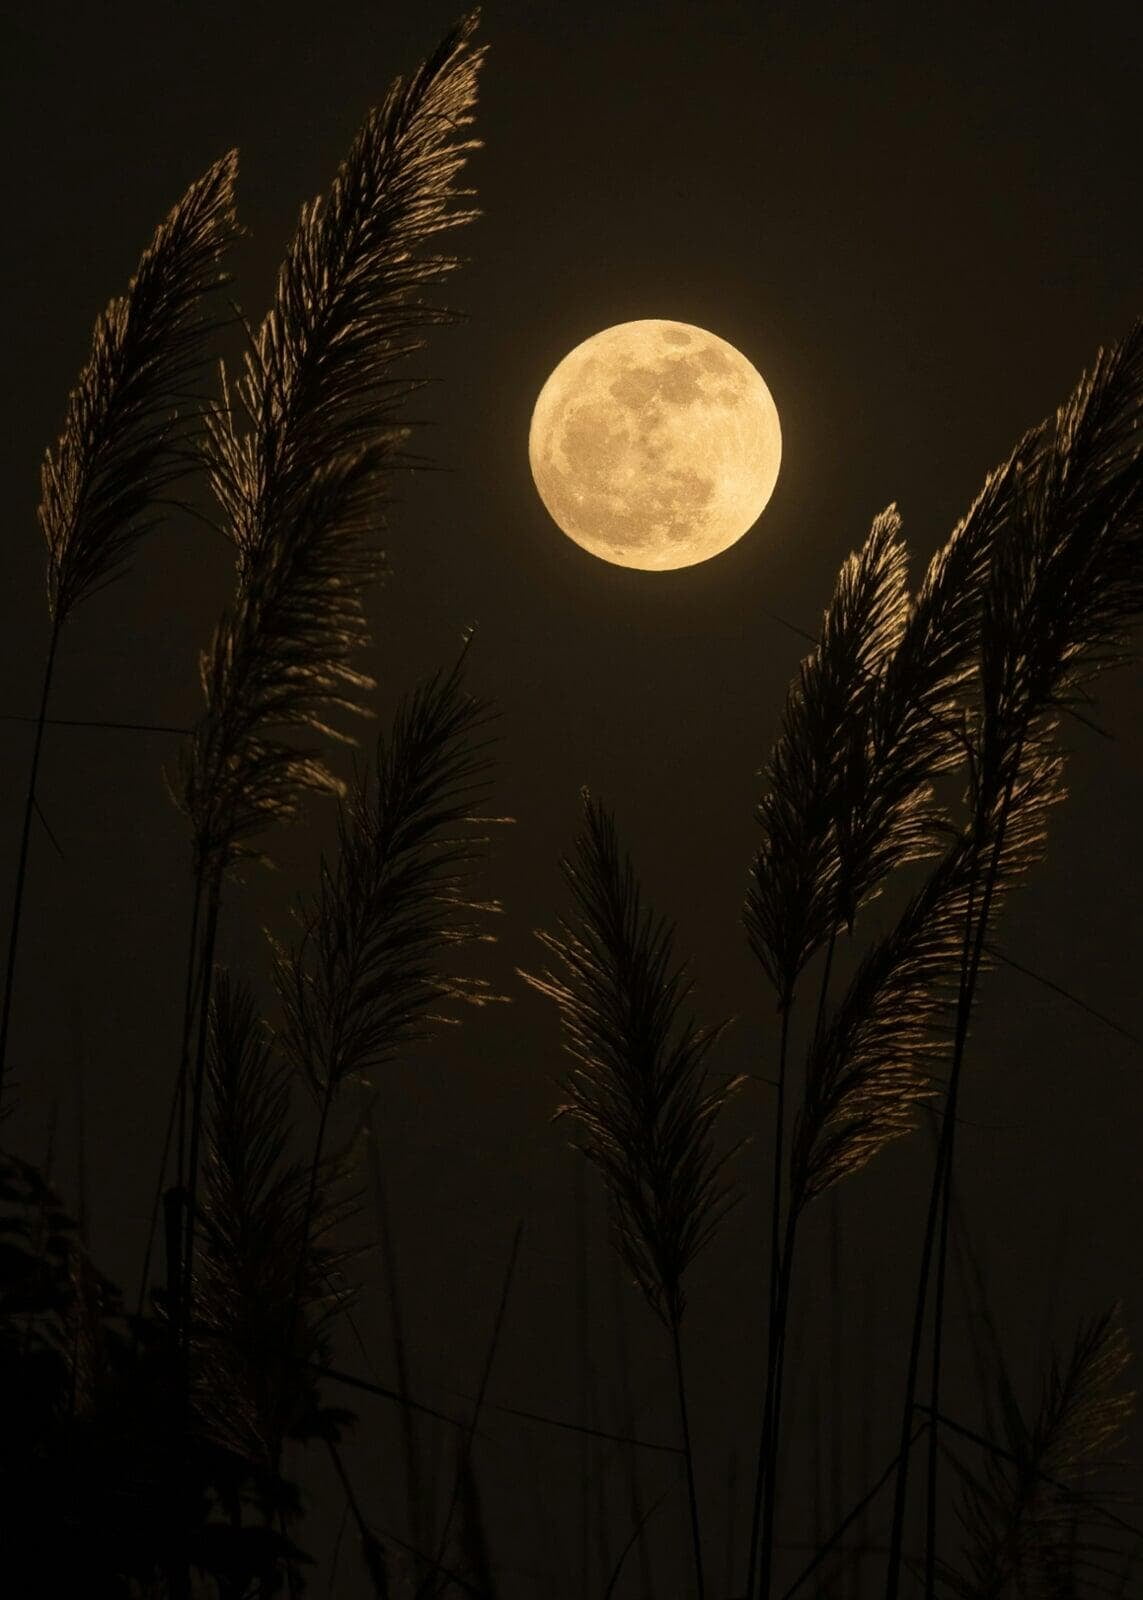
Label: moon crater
xmin=529 ymin=319 xmax=781 ymax=570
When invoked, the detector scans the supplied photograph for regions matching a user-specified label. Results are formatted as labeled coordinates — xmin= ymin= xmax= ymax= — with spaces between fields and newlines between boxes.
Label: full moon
xmin=528 ymin=319 xmax=781 ymax=570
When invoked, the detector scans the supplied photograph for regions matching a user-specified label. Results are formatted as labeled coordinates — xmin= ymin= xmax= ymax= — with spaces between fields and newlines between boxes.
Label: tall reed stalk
xmin=744 ymin=506 xmax=932 ymax=1600
xmin=0 ymin=150 xmax=238 ymax=1115
xmin=884 ymin=317 xmax=1143 ymax=1600
xmin=166 ymin=9 xmax=487 ymax=1374
xmin=738 ymin=322 xmax=1137 ymax=1598
xmin=523 ymin=793 xmax=745 ymax=1600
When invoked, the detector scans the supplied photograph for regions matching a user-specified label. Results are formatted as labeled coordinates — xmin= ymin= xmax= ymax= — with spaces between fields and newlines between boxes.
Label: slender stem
xmin=778 ymin=1424 xmax=929 ymax=1600
xmin=166 ymin=867 xmax=223 ymax=1600
xmin=0 ymin=616 xmax=62 ymax=1112
xmin=671 ymin=1315 xmax=705 ymax=1600
xmin=922 ymin=768 xmax=1019 ymax=1597
xmin=134 ymin=877 xmax=204 ymax=1335
xmin=0 ymin=712 xmax=189 ymax=734
xmin=366 ymin=1097 xmax=427 ymax=1573
xmin=810 ymin=1375 xmax=824 ymax=1588
xmin=324 ymin=1438 xmax=384 ymax=1595
xmin=886 ymin=763 xmax=1021 ymax=1600
xmin=747 ymin=999 xmax=792 ymax=1600
xmin=418 ymin=1223 xmax=523 ymax=1600
xmin=828 ymin=1184 xmax=843 ymax=1599
xmin=758 ymin=1205 xmax=799 ymax=1600
xmin=814 ymin=931 xmax=842 ymax=1598
xmin=326 ymin=1434 xmax=486 ymax=1600
xmin=855 ymin=1266 xmax=875 ymax=1600
xmin=179 ymin=867 xmax=223 ymax=1359
xmin=575 ymin=1156 xmax=590 ymax=1595
xmin=924 ymin=1115 xmax=956 ymax=1599
xmin=881 ymin=1106 xmax=947 ymax=1600
xmin=259 ymin=1072 xmax=337 ymax=1600
xmin=749 ymin=929 xmax=837 ymax=1600
xmin=285 ymin=1084 xmax=335 ymax=1368
xmin=767 ymin=1003 xmax=792 ymax=1339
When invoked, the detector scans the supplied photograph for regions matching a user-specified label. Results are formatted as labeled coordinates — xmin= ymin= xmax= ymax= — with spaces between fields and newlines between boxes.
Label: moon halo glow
xmin=528 ymin=319 xmax=781 ymax=571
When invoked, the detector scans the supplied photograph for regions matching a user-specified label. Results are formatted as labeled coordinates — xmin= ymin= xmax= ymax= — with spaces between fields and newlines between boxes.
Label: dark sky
xmin=2 ymin=3 xmax=1141 ymax=1595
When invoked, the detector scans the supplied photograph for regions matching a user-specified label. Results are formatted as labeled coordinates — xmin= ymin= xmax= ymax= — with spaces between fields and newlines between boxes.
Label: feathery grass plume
xmin=829 ymin=446 xmax=1045 ymax=933
xmin=526 ymin=794 xmax=743 ymax=1330
xmin=875 ymin=415 xmax=1048 ymax=762
xmin=745 ymin=506 xmax=912 ymax=1005
xmin=747 ymin=414 xmax=1054 ymax=1018
xmin=790 ymin=737 xmax=1062 ymax=1213
xmin=163 ymin=14 xmax=487 ymax=1431
xmin=205 ymin=10 xmax=485 ymax=567
xmin=745 ymin=507 xmax=921 ymax=1600
xmin=265 ymin=643 xmax=505 ymax=1548
xmin=0 ymin=150 xmax=240 ymax=1114
xmin=747 ymin=412 xmax=1104 ymax=1596
xmin=939 ymin=1305 xmax=1135 ymax=1599
xmin=175 ymin=12 xmax=485 ymax=882
xmin=195 ymin=970 xmax=358 ymax=1467
xmin=176 ymin=448 xmax=387 ymax=880
xmin=877 ymin=734 xmax=1064 ymax=1600
xmin=884 ymin=319 xmax=1143 ymax=1600
xmin=39 ymin=149 xmax=240 ymax=627
xmin=978 ymin=318 xmax=1143 ymax=791
xmin=523 ymin=792 xmax=744 ymax=1599
xmin=268 ymin=643 xmax=506 ymax=1105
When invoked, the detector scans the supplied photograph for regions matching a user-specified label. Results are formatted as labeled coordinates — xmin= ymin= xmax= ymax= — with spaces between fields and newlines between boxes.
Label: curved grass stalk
xmin=0 ymin=150 xmax=238 ymax=1113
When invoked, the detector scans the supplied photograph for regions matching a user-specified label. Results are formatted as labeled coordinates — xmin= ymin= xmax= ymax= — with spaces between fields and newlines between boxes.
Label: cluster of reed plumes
xmin=2 ymin=5 xmax=1142 ymax=1597
xmin=524 ymin=318 xmax=1143 ymax=1598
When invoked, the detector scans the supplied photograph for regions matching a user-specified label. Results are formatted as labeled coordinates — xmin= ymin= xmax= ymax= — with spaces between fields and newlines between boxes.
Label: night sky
xmin=3 ymin=3 xmax=1141 ymax=1595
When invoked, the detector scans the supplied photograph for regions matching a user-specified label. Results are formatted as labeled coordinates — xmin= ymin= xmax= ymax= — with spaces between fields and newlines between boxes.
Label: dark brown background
xmin=2 ymin=2 xmax=1140 ymax=1593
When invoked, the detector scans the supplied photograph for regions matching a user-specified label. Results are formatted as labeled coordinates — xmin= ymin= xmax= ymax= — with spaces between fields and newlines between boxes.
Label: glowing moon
xmin=528 ymin=319 xmax=781 ymax=570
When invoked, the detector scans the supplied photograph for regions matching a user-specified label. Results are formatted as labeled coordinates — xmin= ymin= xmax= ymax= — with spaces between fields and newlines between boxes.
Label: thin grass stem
xmin=133 ymin=875 xmax=203 ymax=1338
xmin=923 ymin=763 xmax=1023 ymax=1596
xmin=747 ymin=1000 xmax=791 ymax=1600
xmin=0 ymin=714 xmax=189 ymax=733
xmin=924 ymin=1088 xmax=956 ymax=1600
xmin=604 ymin=1490 xmax=670 ymax=1600
xmin=0 ymin=615 xmax=61 ymax=1112
xmin=671 ymin=1315 xmax=706 ymax=1599
xmin=828 ymin=1186 xmax=843 ymax=1600
xmin=283 ymin=1082 xmax=335 ymax=1393
xmin=758 ymin=1204 xmax=800 ymax=1600
xmin=886 ymin=757 xmax=1022 ymax=1600
xmin=365 ymin=1097 xmax=428 ymax=1579
xmin=179 ymin=867 xmax=224 ymax=1358
xmin=416 ymin=1221 xmax=522 ymax=1600
xmin=779 ymin=1424 xmax=929 ymax=1600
